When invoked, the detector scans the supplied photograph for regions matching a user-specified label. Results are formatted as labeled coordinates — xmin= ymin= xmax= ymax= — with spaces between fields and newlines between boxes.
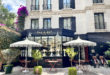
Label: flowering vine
xmin=16 ymin=5 xmax=28 ymax=32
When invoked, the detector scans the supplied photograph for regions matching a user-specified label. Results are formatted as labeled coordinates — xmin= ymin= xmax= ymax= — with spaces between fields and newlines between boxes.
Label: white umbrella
xmin=10 ymin=38 xmax=42 ymax=72
xmin=63 ymin=37 xmax=96 ymax=46
xmin=63 ymin=36 xmax=96 ymax=73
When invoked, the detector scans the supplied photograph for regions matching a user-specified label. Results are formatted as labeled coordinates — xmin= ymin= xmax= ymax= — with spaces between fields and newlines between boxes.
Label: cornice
xmin=29 ymin=5 xmax=110 ymax=16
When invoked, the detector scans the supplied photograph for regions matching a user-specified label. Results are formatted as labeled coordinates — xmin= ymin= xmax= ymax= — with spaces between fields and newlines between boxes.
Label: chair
xmin=0 ymin=62 xmax=2 ymax=70
xmin=99 ymin=56 xmax=108 ymax=67
xmin=91 ymin=56 xmax=100 ymax=68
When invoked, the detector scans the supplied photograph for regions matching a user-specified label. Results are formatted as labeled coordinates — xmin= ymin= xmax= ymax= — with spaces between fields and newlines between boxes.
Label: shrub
xmin=108 ymin=60 xmax=110 ymax=67
xmin=34 ymin=66 xmax=42 ymax=75
xmin=68 ymin=67 xmax=77 ymax=75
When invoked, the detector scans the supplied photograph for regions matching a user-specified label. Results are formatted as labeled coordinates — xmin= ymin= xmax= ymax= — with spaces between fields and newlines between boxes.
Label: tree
xmin=32 ymin=50 xmax=42 ymax=66
xmin=0 ymin=26 xmax=21 ymax=63
xmin=65 ymin=48 xmax=77 ymax=66
xmin=0 ymin=1 xmax=16 ymax=29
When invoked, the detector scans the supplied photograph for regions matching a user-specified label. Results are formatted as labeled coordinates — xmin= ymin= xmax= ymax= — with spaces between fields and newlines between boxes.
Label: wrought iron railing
xmin=43 ymin=4 xmax=52 ymax=10
xmin=31 ymin=5 xmax=39 ymax=10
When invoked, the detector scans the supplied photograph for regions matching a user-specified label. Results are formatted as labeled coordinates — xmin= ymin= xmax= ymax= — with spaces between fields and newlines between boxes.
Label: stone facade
xmin=25 ymin=0 xmax=110 ymax=35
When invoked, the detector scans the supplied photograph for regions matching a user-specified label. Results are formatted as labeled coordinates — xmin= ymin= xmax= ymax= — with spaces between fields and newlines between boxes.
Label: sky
xmin=2 ymin=0 xmax=26 ymax=14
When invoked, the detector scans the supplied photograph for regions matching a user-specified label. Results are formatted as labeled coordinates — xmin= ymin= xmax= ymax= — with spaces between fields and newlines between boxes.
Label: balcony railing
xmin=43 ymin=4 xmax=52 ymax=10
xmin=31 ymin=5 xmax=39 ymax=10
xmin=63 ymin=3 xmax=71 ymax=8
xmin=95 ymin=22 xmax=108 ymax=32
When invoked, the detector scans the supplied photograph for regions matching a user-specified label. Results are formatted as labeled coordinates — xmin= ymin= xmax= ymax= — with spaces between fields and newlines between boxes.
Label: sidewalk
xmin=0 ymin=66 xmax=110 ymax=75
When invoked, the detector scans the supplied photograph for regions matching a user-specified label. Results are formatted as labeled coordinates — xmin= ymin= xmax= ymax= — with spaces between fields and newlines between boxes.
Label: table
xmin=19 ymin=60 xmax=31 ymax=72
xmin=47 ymin=60 xmax=58 ymax=71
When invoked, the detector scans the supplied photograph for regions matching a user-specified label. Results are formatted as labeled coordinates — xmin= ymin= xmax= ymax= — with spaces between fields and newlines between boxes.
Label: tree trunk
xmin=37 ymin=60 xmax=39 ymax=66
xmin=71 ymin=59 xmax=73 ymax=67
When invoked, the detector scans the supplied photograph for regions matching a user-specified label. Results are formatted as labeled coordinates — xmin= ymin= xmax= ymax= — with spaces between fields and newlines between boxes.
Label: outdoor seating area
xmin=0 ymin=37 xmax=110 ymax=75
xmin=1 ymin=0 xmax=110 ymax=75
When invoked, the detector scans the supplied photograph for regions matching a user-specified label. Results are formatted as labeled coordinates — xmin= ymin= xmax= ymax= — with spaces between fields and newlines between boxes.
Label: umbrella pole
xmin=77 ymin=46 xmax=83 ymax=73
xmin=23 ymin=47 xmax=29 ymax=72
xmin=78 ymin=47 xmax=80 ymax=67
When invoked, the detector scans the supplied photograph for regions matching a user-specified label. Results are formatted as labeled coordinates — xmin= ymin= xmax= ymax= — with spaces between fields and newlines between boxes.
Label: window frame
xmin=43 ymin=0 xmax=51 ymax=10
xmin=43 ymin=18 xmax=51 ymax=29
xmin=31 ymin=19 xmax=39 ymax=29
xmin=93 ymin=0 xmax=103 ymax=3
xmin=31 ymin=0 xmax=39 ymax=10
xmin=94 ymin=13 xmax=105 ymax=29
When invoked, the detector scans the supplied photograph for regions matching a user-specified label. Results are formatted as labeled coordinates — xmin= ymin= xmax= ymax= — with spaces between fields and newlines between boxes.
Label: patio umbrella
xmin=10 ymin=38 xmax=42 ymax=72
xmin=63 ymin=36 xmax=96 ymax=73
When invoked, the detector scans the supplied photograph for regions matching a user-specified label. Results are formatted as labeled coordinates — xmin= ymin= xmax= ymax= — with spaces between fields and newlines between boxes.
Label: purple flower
xmin=0 ymin=23 xmax=6 ymax=26
xmin=17 ymin=6 xmax=28 ymax=17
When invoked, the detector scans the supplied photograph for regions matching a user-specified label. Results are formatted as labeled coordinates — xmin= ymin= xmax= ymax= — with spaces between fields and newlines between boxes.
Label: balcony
xmin=43 ymin=4 xmax=52 ymax=10
xmin=31 ymin=5 xmax=39 ymax=10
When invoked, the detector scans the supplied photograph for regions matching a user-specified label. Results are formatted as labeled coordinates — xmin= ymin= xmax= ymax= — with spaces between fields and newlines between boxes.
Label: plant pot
xmin=34 ymin=66 xmax=42 ymax=75
xmin=4 ymin=65 xmax=13 ymax=74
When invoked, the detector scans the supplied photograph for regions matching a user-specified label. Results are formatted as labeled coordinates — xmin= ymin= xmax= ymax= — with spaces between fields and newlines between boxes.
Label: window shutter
xmin=71 ymin=17 xmax=76 ymax=32
xmin=71 ymin=0 xmax=75 ymax=9
xmin=59 ymin=0 xmax=63 ymax=9
xmin=59 ymin=18 xmax=64 ymax=29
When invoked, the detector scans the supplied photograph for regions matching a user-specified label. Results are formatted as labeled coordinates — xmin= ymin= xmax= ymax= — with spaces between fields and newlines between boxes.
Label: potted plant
xmin=32 ymin=50 xmax=42 ymax=75
xmin=65 ymin=47 xmax=77 ymax=66
xmin=1 ymin=49 xmax=21 ymax=74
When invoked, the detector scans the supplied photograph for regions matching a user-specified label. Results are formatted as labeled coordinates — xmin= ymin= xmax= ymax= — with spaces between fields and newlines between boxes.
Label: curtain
xmin=99 ymin=14 xmax=104 ymax=29
xmin=94 ymin=14 xmax=100 ymax=29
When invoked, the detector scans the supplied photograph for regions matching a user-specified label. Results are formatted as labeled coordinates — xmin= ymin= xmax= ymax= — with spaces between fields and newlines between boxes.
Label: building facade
xmin=23 ymin=0 xmax=110 ymax=67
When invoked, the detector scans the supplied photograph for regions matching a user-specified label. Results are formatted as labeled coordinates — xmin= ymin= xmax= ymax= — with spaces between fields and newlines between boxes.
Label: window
xmin=31 ymin=19 xmax=39 ymax=29
xmin=43 ymin=0 xmax=51 ymax=10
xmin=31 ymin=0 xmax=39 ymax=10
xmin=63 ymin=0 xmax=71 ymax=8
xmin=93 ymin=0 xmax=103 ymax=3
xmin=64 ymin=18 xmax=71 ymax=30
xmin=43 ymin=18 xmax=51 ymax=29
xmin=59 ymin=0 xmax=75 ymax=9
xmin=94 ymin=13 xmax=105 ymax=29
xmin=59 ymin=17 xmax=76 ymax=31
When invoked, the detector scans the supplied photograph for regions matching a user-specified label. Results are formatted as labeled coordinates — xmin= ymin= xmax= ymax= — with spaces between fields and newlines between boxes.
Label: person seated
xmin=99 ymin=56 xmax=108 ymax=66
xmin=91 ymin=56 xmax=100 ymax=68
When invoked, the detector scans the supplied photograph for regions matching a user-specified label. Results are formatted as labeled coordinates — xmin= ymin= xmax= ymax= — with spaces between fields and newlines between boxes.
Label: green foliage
xmin=0 ymin=29 xmax=20 ymax=49
xmin=0 ymin=4 xmax=15 ymax=28
xmin=34 ymin=66 xmax=42 ymax=75
xmin=108 ymin=60 xmax=110 ymax=67
xmin=65 ymin=47 xmax=77 ymax=66
xmin=65 ymin=48 xmax=77 ymax=59
xmin=68 ymin=67 xmax=77 ymax=75
xmin=105 ymin=42 xmax=110 ymax=58
xmin=32 ymin=50 xmax=42 ymax=65
xmin=1 ymin=49 xmax=21 ymax=65
xmin=105 ymin=50 xmax=110 ymax=58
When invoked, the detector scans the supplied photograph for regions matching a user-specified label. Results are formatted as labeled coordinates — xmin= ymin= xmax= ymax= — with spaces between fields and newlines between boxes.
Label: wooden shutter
xmin=71 ymin=0 xmax=75 ymax=9
xmin=59 ymin=0 xmax=63 ymax=9
xmin=71 ymin=17 xmax=76 ymax=32
xmin=59 ymin=17 xmax=64 ymax=29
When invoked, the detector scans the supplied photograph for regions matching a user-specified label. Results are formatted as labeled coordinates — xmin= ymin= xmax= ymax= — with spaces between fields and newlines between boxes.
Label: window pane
xmin=36 ymin=0 xmax=39 ymax=5
xmin=63 ymin=0 xmax=70 ymax=8
xmin=94 ymin=14 xmax=100 ymax=29
xmin=63 ymin=18 xmax=71 ymax=30
xmin=68 ymin=18 xmax=71 ymax=29
xmin=99 ymin=14 xmax=104 ymax=29
xmin=31 ymin=19 xmax=39 ymax=29
xmin=43 ymin=18 xmax=51 ymax=29
xmin=94 ymin=13 xmax=105 ymax=29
